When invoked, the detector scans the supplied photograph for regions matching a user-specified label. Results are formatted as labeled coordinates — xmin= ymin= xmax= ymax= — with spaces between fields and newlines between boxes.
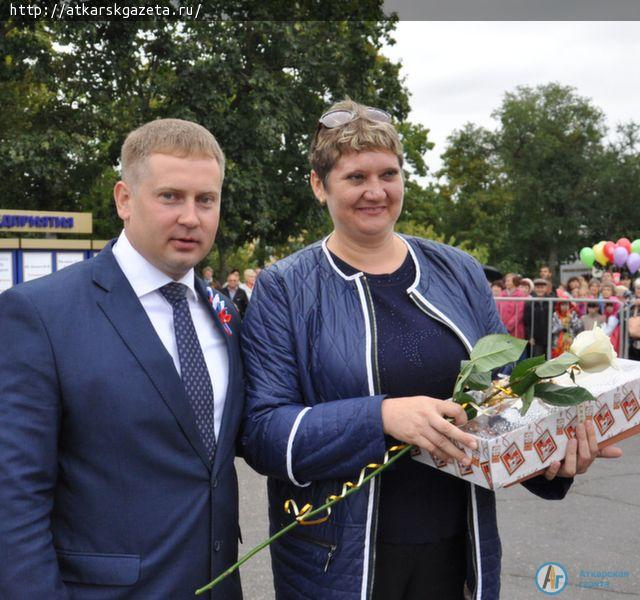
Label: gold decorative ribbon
xmin=284 ymin=444 xmax=408 ymax=526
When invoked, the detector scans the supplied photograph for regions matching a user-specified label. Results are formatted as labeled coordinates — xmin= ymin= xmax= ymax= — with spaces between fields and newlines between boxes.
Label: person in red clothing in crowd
xmin=498 ymin=272 xmax=527 ymax=339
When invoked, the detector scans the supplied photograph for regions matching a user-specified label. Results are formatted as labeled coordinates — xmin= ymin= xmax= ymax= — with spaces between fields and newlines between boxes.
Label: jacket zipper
xmin=290 ymin=531 xmax=337 ymax=573
xmin=360 ymin=276 xmax=382 ymax=599
xmin=410 ymin=289 xmax=480 ymax=599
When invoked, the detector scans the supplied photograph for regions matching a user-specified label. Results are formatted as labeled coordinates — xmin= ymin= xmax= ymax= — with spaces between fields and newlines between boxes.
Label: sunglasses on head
xmin=313 ymin=106 xmax=392 ymax=144
xmin=318 ymin=106 xmax=392 ymax=129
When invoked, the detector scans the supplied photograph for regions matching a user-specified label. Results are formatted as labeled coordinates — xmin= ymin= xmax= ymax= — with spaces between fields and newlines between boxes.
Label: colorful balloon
xmin=627 ymin=252 xmax=640 ymax=274
xmin=579 ymin=247 xmax=595 ymax=267
xmin=593 ymin=241 xmax=607 ymax=265
xmin=617 ymin=237 xmax=632 ymax=253
xmin=614 ymin=246 xmax=629 ymax=267
xmin=632 ymin=239 xmax=640 ymax=255
xmin=603 ymin=241 xmax=616 ymax=263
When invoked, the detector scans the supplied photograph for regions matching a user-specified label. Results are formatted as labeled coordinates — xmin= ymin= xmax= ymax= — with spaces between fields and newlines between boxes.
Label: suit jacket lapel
xmin=195 ymin=279 xmax=238 ymax=475
xmin=93 ymin=245 xmax=212 ymax=470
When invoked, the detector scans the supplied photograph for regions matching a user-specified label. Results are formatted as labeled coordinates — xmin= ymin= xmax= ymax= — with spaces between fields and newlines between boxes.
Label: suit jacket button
xmin=212 ymin=477 xmax=218 ymax=488
xmin=214 ymin=540 xmax=222 ymax=552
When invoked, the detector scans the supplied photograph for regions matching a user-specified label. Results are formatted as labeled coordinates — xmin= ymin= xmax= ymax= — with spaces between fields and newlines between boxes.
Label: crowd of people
xmin=492 ymin=265 xmax=640 ymax=360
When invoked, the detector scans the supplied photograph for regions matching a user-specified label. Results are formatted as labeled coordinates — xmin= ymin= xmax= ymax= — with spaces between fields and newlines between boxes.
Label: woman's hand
xmin=381 ymin=396 xmax=477 ymax=464
xmin=544 ymin=419 xmax=623 ymax=480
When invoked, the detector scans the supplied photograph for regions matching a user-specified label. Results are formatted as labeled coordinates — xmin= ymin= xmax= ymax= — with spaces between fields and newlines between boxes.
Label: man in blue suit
xmin=0 ymin=119 xmax=244 ymax=598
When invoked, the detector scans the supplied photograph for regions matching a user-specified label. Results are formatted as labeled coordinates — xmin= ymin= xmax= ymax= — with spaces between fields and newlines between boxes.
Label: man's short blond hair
xmin=120 ymin=118 xmax=225 ymax=184
xmin=309 ymin=99 xmax=403 ymax=184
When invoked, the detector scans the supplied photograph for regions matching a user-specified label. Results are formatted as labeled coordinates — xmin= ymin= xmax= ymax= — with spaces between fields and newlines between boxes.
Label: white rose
xmin=569 ymin=326 xmax=617 ymax=373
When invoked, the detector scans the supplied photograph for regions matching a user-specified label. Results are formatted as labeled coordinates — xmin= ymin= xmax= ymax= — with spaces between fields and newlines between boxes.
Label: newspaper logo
xmin=620 ymin=391 xmax=640 ymax=421
xmin=536 ymin=562 xmax=568 ymax=594
xmin=534 ymin=430 xmax=558 ymax=463
xmin=594 ymin=405 xmax=615 ymax=436
xmin=500 ymin=442 xmax=525 ymax=475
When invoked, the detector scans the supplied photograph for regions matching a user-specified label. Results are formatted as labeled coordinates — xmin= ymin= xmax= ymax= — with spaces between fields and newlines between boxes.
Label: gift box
xmin=412 ymin=358 xmax=640 ymax=490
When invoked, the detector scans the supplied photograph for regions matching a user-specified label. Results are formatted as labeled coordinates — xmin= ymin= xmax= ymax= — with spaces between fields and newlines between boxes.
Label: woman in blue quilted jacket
xmin=240 ymin=99 xmax=618 ymax=600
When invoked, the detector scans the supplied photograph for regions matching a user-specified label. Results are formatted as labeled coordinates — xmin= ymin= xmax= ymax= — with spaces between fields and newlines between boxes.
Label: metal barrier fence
xmin=493 ymin=296 xmax=636 ymax=360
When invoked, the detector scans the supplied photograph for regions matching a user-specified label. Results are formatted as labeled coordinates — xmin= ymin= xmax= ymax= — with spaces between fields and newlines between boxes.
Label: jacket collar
xmin=320 ymin=233 xmax=424 ymax=292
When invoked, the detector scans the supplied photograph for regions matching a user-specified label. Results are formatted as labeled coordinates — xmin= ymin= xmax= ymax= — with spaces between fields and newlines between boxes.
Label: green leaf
xmin=510 ymin=354 xmax=546 ymax=383
xmin=510 ymin=370 xmax=540 ymax=397
xmin=509 ymin=354 xmax=545 ymax=397
xmin=469 ymin=334 xmax=527 ymax=372
xmin=465 ymin=370 xmax=492 ymax=391
xmin=534 ymin=383 xmax=595 ymax=406
xmin=453 ymin=360 xmax=476 ymax=397
xmin=519 ymin=385 xmax=535 ymax=416
xmin=535 ymin=353 xmax=579 ymax=379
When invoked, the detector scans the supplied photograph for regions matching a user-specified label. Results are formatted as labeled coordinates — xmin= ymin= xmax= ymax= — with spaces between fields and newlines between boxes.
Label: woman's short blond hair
xmin=309 ymin=99 xmax=403 ymax=183
xmin=121 ymin=118 xmax=225 ymax=184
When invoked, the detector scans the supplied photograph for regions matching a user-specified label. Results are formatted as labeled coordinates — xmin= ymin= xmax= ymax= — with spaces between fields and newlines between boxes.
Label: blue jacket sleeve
xmin=240 ymin=268 xmax=387 ymax=484
xmin=0 ymin=288 xmax=69 ymax=598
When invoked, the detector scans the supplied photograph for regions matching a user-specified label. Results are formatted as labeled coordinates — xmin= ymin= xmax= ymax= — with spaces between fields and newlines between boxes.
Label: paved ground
xmin=237 ymin=435 xmax=639 ymax=599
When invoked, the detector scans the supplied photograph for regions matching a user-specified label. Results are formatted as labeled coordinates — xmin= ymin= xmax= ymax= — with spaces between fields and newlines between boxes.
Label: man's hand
xmin=544 ymin=419 xmax=623 ymax=480
xmin=381 ymin=396 xmax=477 ymax=465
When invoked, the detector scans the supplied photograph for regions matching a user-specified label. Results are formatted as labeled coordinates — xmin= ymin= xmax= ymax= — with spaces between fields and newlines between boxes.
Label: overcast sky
xmin=383 ymin=21 xmax=640 ymax=175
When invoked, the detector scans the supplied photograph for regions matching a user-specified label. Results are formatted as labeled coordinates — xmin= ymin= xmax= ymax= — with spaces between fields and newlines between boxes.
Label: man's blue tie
xmin=160 ymin=282 xmax=216 ymax=462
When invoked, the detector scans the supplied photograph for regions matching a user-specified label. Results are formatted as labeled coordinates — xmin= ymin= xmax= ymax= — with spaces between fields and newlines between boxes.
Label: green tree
xmin=435 ymin=123 xmax=512 ymax=270
xmin=493 ymin=82 xmax=606 ymax=275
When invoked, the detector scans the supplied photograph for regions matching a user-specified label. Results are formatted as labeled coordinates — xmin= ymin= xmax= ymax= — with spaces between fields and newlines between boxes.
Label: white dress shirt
xmin=112 ymin=231 xmax=228 ymax=439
